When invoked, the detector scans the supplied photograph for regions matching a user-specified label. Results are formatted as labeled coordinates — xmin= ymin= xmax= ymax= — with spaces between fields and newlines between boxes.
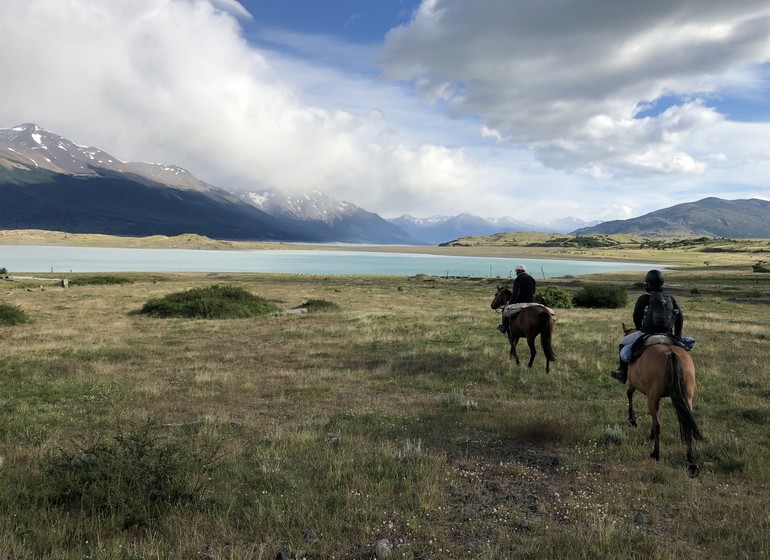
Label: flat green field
xmin=1 ymin=238 xmax=769 ymax=558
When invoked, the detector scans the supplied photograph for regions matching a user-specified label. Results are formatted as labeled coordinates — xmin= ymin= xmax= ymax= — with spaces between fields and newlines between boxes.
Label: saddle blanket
xmin=503 ymin=302 xmax=556 ymax=318
xmin=624 ymin=333 xmax=696 ymax=363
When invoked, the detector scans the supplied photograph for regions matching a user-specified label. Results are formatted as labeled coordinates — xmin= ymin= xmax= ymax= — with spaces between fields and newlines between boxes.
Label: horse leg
xmin=509 ymin=335 xmax=521 ymax=366
xmin=526 ymin=335 xmax=537 ymax=369
xmin=647 ymin=395 xmax=661 ymax=460
xmin=627 ymin=386 xmax=637 ymax=427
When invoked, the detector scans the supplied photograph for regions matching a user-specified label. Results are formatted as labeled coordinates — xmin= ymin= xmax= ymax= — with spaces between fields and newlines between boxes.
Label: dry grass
xmin=1 ymin=267 xmax=769 ymax=558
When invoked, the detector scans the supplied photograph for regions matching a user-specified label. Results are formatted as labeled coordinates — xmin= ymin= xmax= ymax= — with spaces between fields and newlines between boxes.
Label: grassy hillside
xmin=1 ymin=268 xmax=769 ymax=558
xmin=443 ymin=232 xmax=770 ymax=267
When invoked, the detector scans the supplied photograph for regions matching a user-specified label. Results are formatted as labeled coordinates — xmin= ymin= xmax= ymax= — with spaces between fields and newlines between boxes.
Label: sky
xmin=1 ymin=0 xmax=769 ymax=223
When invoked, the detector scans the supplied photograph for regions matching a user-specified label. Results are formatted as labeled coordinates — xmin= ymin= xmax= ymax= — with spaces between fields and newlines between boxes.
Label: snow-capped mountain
xmin=239 ymin=188 xmax=421 ymax=245
xmin=0 ymin=123 xmax=415 ymax=243
xmin=0 ymin=123 xmax=601 ymax=244
xmin=0 ymin=123 xmax=212 ymax=192
xmin=0 ymin=123 xmax=322 ymax=241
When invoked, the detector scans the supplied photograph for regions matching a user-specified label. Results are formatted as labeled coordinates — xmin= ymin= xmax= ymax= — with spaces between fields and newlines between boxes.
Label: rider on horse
xmin=497 ymin=264 xmax=537 ymax=334
xmin=610 ymin=269 xmax=688 ymax=384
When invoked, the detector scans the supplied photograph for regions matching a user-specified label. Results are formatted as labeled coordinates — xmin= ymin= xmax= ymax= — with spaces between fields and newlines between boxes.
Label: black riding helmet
xmin=645 ymin=269 xmax=664 ymax=291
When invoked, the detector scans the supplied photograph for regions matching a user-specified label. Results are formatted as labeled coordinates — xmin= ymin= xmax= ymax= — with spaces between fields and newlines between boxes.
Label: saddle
xmin=503 ymin=302 xmax=556 ymax=319
xmin=628 ymin=332 xmax=696 ymax=363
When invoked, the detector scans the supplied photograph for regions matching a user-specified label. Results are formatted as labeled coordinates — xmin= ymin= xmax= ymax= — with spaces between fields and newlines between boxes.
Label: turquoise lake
xmin=0 ymin=245 xmax=661 ymax=278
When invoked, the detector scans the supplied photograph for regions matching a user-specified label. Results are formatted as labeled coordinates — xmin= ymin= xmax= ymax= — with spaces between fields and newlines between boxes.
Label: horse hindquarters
xmin=665 ymin=352 xmax=703 ymax=444
xmin=538 ymin=311 xmax=556 ymax=364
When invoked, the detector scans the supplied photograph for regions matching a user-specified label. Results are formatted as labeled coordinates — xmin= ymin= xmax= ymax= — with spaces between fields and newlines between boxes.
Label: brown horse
xmin=491 ymin=286 xmax=556 ymax=373
xmin=622 ymin=325 xmax=703 ymax=477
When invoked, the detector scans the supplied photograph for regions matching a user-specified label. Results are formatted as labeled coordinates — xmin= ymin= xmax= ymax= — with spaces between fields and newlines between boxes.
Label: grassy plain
xmin=1 ymin=234 xmax=769 ymax=558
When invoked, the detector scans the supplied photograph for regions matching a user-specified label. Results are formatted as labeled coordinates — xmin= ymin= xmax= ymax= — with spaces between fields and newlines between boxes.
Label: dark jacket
xmin=632 ymin=290 xmax=683 ymax=336
xmin=509 ymin=272 xmax=536 ymax=304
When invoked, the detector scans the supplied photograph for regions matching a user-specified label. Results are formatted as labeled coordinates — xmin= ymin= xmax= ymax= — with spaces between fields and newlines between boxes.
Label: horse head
xmin=491 ymin=285 xmax=511 ymax=310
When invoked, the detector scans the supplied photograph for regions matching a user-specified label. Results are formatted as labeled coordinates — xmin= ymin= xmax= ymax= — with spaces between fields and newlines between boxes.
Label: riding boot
xmin=497 ymin=318 xmax=507 ymax=334
xmin=610 ymin=343 xmax=628 ymax=383
xmin=610 ymin=359 xmax=628 ymax=384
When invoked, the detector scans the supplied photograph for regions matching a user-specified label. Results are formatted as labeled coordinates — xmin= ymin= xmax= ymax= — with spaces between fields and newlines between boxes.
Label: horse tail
xmin=538 ymin=311 xmax=557 ymax=362
xmin=665 ymin=352 xmax=702 ymax=442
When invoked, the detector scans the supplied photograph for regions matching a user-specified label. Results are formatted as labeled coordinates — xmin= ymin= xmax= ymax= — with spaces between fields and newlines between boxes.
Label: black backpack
xmin=642 ymin=292 xmax=674 ymax=333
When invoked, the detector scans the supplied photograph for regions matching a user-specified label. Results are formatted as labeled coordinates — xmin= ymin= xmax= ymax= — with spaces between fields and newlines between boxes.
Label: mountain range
xmin=0 ymin=123 xmax=600 ymax=244
xmin=2 ymin=123 xmax=768 ymax=243
xmin=389 ymin=214 xmax=600 ymax=245
xmin=0 ymin=123 xmax=322 ymax=242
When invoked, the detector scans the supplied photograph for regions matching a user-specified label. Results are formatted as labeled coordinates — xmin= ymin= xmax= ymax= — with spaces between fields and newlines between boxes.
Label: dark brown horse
xmin=491 ymin=286 xmax=556 ymax=373
xmin=622 ymin=325 xmax=702 ymax=477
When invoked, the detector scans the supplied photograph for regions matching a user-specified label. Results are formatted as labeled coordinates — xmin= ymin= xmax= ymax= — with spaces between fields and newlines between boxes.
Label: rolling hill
xmin=573 ymin=197 xmax=770 ymax=238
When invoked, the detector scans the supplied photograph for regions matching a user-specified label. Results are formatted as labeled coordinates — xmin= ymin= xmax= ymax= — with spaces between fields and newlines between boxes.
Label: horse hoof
xmin=628 ymin=419 xmax=637 ymax=428
xmin=650 ymin=451 xmax=660 ymax=461
xmin=688 ymin=464 xmax=700 ymax=478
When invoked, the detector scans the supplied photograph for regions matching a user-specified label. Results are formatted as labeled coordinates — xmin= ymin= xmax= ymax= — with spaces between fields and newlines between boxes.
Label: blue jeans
xmin=619 ymin=332 xmax=696 ymax=362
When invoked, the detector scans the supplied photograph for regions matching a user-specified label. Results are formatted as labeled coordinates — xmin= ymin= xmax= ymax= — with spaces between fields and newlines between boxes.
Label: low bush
xmin=67 ymin=275 xmax=134 ymax=286
xmin=41 ymin=422 xmax=220 ymax=529
xmin=572 ymin=283 xmax=628 ymax=308
xmin=536 ymin=286 xmax=573 ymax=309
xmin=0 ymin=303 xmax=29 ymax=325
xmin=140 ymin=284 xmax=278 ymax=319
xmin=599 ymin=424 xmax=627 ymax=446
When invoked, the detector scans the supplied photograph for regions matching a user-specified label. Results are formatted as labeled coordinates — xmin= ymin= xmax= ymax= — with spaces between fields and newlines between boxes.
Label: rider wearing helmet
xmin=610 ymin=269 xmax=684 ymax=383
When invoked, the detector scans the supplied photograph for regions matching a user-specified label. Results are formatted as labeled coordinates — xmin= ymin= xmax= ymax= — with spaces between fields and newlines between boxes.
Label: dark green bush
xmin=140 ymin=284 xmax=278 ymax=319
xmin=536 ymin=286 xmax=573 ymax=309
xmin=67 ymin=275 xmax=133 ymax=286
xmin=0 ymin=303 xmax=29 ymax=325
xmin=41 ymin=422 xmax=219 ymax=529
xmin=572 ymin=283 xmax=628 ymax=308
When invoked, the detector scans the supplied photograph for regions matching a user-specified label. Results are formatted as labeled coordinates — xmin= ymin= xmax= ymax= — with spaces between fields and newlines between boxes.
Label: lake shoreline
xmin=0 ymin=228 xmax=760 ymax=269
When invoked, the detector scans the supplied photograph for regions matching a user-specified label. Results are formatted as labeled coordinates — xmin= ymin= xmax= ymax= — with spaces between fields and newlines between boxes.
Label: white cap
xmin=515 ymin=264 xmax=526 ymax=272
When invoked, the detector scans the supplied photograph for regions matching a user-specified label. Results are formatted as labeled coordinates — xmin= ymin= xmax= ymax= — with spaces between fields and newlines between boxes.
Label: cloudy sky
xmin=1 ymin=0 xmax=769 ymax=223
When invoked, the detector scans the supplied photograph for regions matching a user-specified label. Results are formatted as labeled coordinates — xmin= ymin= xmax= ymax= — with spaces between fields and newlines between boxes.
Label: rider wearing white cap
xmin=497 ymin=264 xmax=537 ymax=333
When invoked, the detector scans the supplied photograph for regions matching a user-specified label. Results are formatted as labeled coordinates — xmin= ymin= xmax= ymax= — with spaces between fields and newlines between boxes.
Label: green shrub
xmin=41 ymin=422 xmax=219 ymax=529
xmin=599 ymin=424 xmax=627 ymax=446
xmin=0 ymin=303 xmax=29 ymax=325
xmin=140 ymin=284 xmax=278 ymax=319
xmin=572 ymin=283 xmax=628 ymax=308
xmin=536 ymin=286 xmax=573 ymax=309
xmin=67 ymin=275 xmax=133 ymax=286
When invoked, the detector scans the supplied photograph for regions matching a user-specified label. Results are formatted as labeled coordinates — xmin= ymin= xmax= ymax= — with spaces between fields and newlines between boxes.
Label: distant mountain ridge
xmin=574 ymin=198 xmax=770 ymax=238
xmin=389 ymin=214 xmax=601 ymax=245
